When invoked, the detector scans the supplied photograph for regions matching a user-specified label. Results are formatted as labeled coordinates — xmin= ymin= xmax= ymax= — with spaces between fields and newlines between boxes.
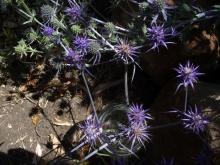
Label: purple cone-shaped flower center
xmin=65 ymin=6 xmax=81 ymax=20
xmin=115 ymin=39 xmax=139 ymax=63
xmin=41 ymin=25 xmax=55 ymax=36
xmin=73 ymin=36 xmax=89 ymax=54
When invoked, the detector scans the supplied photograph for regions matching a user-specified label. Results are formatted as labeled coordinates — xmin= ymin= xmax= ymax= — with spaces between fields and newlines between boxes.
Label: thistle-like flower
xmin=65 ymin=48 xmax=81 ymax=63
xmin=128 ymin=103 xmax=152 ymax=125
xmin=175 ymin=61 xmax=204 ymax=91
xmin=121 ymin=123 xmax=151 ymax=150
xmin=41 ymin=25 xmax=55 ymax=37
xmin=73 ymin=36 xmax=89 ymax=54
xmin=64 ymin=48 xmax=86 ymax=70
xmin=114 ymin=39 xmax=139 ymax=63
xmin=147 ymin=23 xmax=175 ymax=51
xmin=147 ymin=0 xmax=176 ymax=21
xmin=79 ymin=116 xmax=103 ymax=146
xmin=41 ymin=5 xmax=56 ymax=21
xmin=181 ymin=105 xmax=209 ymax=134
xmin=65 ymin=0 xmax=83 ymax=21
xmin=88 ymin=41 xmax=102 ymax=64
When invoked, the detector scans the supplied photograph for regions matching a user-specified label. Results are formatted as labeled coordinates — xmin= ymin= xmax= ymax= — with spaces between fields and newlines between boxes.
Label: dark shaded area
xmin=0 ymin=148 xmax=43 ymax=165
xmin=0 ymin=148 xmax=77 ymax=165
xmin=90 ymin=0 xmax=113 ymax=20
xmin=203 ymin=61 xmax=220 ymax=84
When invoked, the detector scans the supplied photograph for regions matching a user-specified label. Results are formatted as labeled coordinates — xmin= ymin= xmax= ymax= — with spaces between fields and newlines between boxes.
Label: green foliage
xmin=25 ymin=28 xmax=39 ymax=43
xmin=71 ymin=25 xmax=83 ymax=34
xmin=104 ymin=22 xmax=116 ymax=35
xmin=14 ymin=39 xmax=41 ymax=58
xmin=15 ymin=0 xmax=25 ymax=6
xmin=51 ymin=17 xmax=66 ymax=30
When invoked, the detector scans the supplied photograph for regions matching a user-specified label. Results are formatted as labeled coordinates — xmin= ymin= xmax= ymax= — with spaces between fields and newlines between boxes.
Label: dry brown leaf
xmin=48 ymin=134 xmax=65 ymax=156
xmin=27 ymin=79 xmax=38 ymax=86
xmin=36 ymin=64 xmax=45 ymax=71
xmin=72 ymin=93 xmax=83 ymax=104
xmin=48 ymin=78 xmax=62 ymax=87
xmin=18 ymin=85 xmax=28 ymax=92
xmin=31 ymin=114 xmax=41 ymax=126
xmin=52 ymin=117 xmax=74 ymax=126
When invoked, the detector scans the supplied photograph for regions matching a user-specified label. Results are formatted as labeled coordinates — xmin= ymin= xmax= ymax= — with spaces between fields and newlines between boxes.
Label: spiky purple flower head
xmin=64 ymin=48 xmax=87 ymax=70
xmin=41 ymin=25 xmax=55 ymax=36
xmin=146 ymin=23 xmax=175 ymax=51
xmin=65 ymin=0 xmax=83 ymax=21
xmin=128 ymin=103 xmax=152 ymax=125
xmin=147 ymin=0 xmax=176 ymax=21
xmin=181 ymin=105 xmax=209 ymax=134
xmin=73 ymin=36 xmax=89 ymax=54
xmin=79 ymin=115 xmax=103 ymax=146
xmin=121 ymin=123 xmax=151 ymax=150
xmin=114 ymin=39 xmax=139 ymax=63
xmin=175 ymin=61 xmax=204 ymax=91
xmin=64 ymin=48 xmax=82 ymax=63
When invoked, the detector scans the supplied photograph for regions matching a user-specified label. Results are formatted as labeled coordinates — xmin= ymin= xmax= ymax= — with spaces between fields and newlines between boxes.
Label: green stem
xmin=20 ymin=0 xmax=32 ymax=15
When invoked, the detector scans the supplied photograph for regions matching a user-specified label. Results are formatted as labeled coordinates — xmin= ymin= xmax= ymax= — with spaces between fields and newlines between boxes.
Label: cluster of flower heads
xmin=38 ymin=0 xmax=179 ymax=71
xmin=32 ymin=0 xmax=215 ymax=163
xmin=174 ymin=61 xmax=209 ymax=134
xmin=39 ymin=0 xmax=93 ymax=69
xmin=120 ymin=103 xmax=152 ymax=150
xmin=64 ymin=35 xmax=91 ymax=69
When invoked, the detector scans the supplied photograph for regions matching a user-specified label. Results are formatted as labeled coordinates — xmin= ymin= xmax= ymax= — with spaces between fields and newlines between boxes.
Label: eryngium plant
xmin=11 ymin=0 xmax=219 ymax=164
